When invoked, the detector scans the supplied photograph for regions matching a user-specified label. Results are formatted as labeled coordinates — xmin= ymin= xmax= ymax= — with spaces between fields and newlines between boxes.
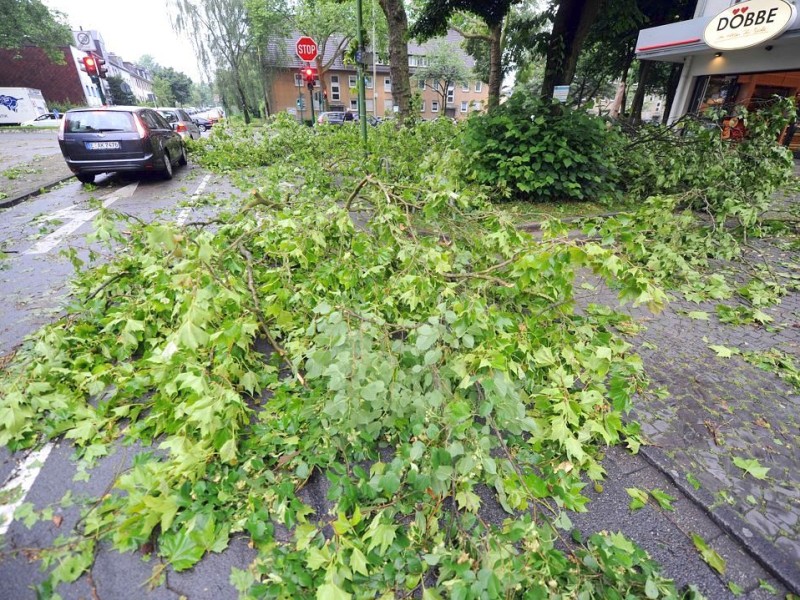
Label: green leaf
xmin=691 ymin=533 xmax=726 ymax=574
xmin=732 ymin=456 xmax=770 ymax=480
xmin=626 ymin=487 xmax=649 ymax=511
xmin=686 ymin=473 xmax=702 ymax=490
xmin=728 ymin=581 xmax=744 ymax=596
xmin=415 ymin=324 xmax=439 ymax=352
xmin=645 ymin=577 xmax=659 ymax=599
xmin=709 ymin=344 xmax=736 ymax=358
xmin=317 ymin=583 xmax=351 ymax=600
xmin=687 ymin=311 xmax=709 ymax=320
xmin=350 ymin=547 xmax=369 ymax=576
xmin=650 ymin=489 xmax=676 ymax=511
xmin=160 ymin=529 xmax=205 ymax=571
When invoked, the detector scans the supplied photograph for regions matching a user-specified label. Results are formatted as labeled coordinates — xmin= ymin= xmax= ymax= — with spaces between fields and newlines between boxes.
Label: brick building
xmin=0 ymin=46 xmax=100 ymax=107
xmin=0 ymin=31 xmax=154 ymax=108
xmin=268 ymin=30 xmax=489 ymax=121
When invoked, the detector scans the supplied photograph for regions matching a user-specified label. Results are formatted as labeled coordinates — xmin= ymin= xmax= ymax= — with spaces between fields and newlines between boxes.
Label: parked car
xmin=192 ymin=115 xmax=213 ymax=132
xmin=195 ymin=107 xmax=224 ymax=124
xmin=157 ymin=107 xmax=202 ymax=140
xmin=20 ymin=112 xmax=63 ymax=128
xmin=58 ymin=106 xmax=187 ymax=184
xmin=317 ymin=111 xmax=355 ymax=125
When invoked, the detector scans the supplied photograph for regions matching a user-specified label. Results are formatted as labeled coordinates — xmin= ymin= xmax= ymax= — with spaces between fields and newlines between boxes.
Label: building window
xmin=384 ymin=77 xmax=391 ymax=92
xmin=349 ymin=75 xmax=357 ymax=88
xmin=418 ymin=78 xmax=426 ymax=90
xmin=475 ymin=81 xmax=483 ymax=93
xmin=366 ymin=99 xmax=374 ymax=113
xmin=365 ymin=76 xmax=373 ymax=89
xmin=460 ymin=101 xmax=468 ymax=113
xmin=447 ymin=86 xmax=454 ymax=104
xmin=431 ymin=100 xmax=439 ymax=113
xmin=461 ymin=82 xmax=469 ymax=92
xmin=294 ymin=73 xmax=303 ymax=87
xmin=350 ymin=99 xmax=358 ymax=111
xmin=384 ymin=99 xmax=393 ymax=114
xmin=330 ymin=75 xmax=340 ymax=101
xmin=420 ymin=100 xmax=426 ymax=113
xmin=473 ymin=101 xmax=483 ymax=111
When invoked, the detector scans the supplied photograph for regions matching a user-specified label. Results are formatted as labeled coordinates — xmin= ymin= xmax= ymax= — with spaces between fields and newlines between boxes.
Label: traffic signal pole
xmin=355 ymin=0 xmax=368 ymax=151
xmin=92 ymin=76 xmax=106 ymax=105
xmin=307 ymin=82 xmax=315 ymax=125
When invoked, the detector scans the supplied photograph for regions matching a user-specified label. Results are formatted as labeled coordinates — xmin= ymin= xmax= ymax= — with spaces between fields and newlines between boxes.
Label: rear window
xmin=66 ymin=111 xmax=135 ymax=133
xmin=158 ymin=110 xmax=178 ymax=123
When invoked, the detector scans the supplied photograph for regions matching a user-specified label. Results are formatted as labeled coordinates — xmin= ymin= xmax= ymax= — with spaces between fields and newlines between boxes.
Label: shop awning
xmin=636 ymin=12 xmax=800 ymax=62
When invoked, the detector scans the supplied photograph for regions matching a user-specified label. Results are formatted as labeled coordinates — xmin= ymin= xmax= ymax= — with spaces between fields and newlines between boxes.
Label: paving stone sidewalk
xmin=576 ymin=186 xmax=800 ymax=593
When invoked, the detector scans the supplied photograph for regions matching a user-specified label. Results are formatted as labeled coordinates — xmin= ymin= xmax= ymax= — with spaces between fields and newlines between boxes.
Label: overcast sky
xmin=45 ymin=0 xmax=205 ymax=81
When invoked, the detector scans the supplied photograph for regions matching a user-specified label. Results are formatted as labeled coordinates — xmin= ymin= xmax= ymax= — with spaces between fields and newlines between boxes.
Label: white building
xmin=636 ymin=0 xmax=800 ymax=130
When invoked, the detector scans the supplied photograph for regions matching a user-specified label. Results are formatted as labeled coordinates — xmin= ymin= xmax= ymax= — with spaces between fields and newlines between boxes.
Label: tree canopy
xmin=0 ymin=0 xmax=72 ymax=61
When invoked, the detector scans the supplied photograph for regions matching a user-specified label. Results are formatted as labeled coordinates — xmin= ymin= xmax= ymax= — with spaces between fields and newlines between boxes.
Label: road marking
xmin=23 ymin=182 xmax=139 ymax=256
xmin=0 ymin=443 xmax=54 ymax=536
xmin=176 ymin=174 xmax=212 ymax=226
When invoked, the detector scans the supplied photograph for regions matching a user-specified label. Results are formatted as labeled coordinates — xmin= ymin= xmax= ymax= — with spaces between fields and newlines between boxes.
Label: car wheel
xmin=76 ymin=173 xmax=95 ymax=184
xmin=198 ymin=124 xmax=206 ymax=132
xmin=178 ymin=143 xmax=188 ymax=166
xmin=162 ymin=151 xmax=174 ymax=180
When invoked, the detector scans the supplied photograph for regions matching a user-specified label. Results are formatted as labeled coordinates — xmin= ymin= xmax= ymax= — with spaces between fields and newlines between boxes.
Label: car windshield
xmin=66 ymin=111 xmax=135 ymax=133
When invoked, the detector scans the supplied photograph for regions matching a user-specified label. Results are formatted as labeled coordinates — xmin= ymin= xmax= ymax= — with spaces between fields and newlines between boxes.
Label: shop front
xmin=636 ymin=0 xmax=800 ymax=151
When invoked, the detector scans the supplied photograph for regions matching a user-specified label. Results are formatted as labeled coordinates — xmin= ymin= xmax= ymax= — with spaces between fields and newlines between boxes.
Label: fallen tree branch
xmin=238 ymin=243 xmax=306 ymax=387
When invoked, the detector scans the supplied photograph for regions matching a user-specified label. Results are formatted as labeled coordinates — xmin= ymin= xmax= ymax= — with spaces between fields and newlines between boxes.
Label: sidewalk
xmin=0 ymin=154 xmax=73 ymax=210
xmin=573 ymin=177 xmax=800 ymax=595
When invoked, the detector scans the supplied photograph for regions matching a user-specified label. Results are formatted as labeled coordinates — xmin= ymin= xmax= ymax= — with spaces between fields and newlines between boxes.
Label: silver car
xmin=157 ymin=107 xmax=202 ymax=141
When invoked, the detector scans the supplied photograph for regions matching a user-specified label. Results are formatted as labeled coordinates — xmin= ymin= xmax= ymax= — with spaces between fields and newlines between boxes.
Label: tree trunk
xmin=487 ymin=22 xmax=502 ymax=109
xmin=378 ymin=0 xmax=411 ymax=120
xmin=540 ymin=0 xmax=603 ymax=101
xmin=662 ymin=63 xmax=683 ymax=124
xmin=235 ymin=73 xmax=251 ymax=124
xmin=630 ymin=60 xmax=653 ymax=124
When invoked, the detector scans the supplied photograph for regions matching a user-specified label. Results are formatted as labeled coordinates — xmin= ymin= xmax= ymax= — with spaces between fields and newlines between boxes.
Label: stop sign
xmin=296 ymin=36 xmax=318 ymax=62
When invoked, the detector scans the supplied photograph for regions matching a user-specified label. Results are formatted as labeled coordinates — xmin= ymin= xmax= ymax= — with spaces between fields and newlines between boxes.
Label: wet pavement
xmin=575 ymin=184 xmax=800 ymax=593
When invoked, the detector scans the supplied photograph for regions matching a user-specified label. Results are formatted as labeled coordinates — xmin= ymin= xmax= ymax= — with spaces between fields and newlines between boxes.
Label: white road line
xmin=23 ymin=182 xmax=139 ymax=256
xmin=0 ymin=443 xmax=54 ymax=536
xmin=176 ymin=174 xmax=212 ymax=226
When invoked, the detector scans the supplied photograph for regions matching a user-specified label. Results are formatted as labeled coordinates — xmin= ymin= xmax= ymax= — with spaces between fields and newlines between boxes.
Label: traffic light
xmin=82 ymin=55 xmax=99 ymax=77
xmin=96 ymin=56 xmax=108 ymax=79
xmin=303 ymin=67 xmax=315 ymax=83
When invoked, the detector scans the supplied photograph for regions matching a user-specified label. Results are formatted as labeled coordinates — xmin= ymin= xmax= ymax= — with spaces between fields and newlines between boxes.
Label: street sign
xmin=295 ymin=36 xmax=318 ymax=62
xmin=73 ymin=30 xmax=93 ymax=51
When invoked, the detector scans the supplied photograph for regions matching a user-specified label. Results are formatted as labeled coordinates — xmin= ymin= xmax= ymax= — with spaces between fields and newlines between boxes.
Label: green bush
xmin=461 ymin=94 xmax=624 ymax=202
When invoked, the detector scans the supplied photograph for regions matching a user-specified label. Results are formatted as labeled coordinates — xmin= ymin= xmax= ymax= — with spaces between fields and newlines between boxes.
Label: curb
xmin=639 ymin=445 xmax=800 ymax=594
xmin=0 ymin=175 xmax=75 ymax=210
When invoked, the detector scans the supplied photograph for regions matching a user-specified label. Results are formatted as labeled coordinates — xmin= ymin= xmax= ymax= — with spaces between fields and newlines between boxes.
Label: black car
xmin=192 ymin=115 xmax=213 ymax=132
xmin=58 ymin=106 xmax=187 ymax=184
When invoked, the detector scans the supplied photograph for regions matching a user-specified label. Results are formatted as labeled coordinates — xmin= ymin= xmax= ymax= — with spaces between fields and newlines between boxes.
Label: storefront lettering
xmin=716 ymin=8 xmax=779 ymax=31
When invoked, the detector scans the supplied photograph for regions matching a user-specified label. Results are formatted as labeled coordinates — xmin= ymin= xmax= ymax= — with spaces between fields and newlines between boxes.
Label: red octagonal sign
xmin=296 ymin=36 xmax=318 ymax=62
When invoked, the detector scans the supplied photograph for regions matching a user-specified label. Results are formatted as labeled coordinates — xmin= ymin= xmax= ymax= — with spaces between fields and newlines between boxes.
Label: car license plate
xmin=86 ymin=141 xmax=120 ymax=150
